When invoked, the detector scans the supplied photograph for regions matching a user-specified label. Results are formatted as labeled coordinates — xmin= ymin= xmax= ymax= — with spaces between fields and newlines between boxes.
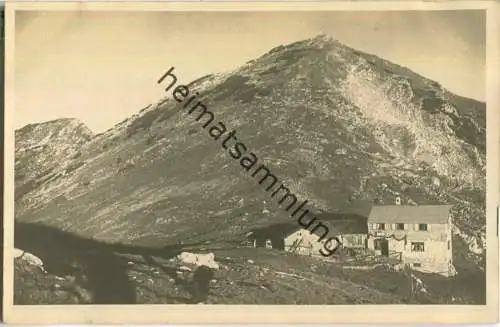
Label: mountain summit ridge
xmin=14 ymin=35 xmax=486 ymax=275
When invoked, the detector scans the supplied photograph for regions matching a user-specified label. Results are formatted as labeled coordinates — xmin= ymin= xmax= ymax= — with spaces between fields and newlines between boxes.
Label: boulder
xmin=176 ymin=252 xmax=219 ymax=270
xmin=14 ymin=248 xmax=45 ymax=271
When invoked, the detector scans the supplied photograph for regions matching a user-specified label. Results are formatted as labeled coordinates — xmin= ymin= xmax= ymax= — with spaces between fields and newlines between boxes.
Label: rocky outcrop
xmin=13 ymin=248 xmax=45 ymax=271
xmin=15 ymin=118 xmax=94 ymax=205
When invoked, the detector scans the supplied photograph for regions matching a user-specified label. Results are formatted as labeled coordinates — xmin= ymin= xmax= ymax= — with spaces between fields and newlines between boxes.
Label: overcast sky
xmin=15 ymin=10 xmax=485 ymax=133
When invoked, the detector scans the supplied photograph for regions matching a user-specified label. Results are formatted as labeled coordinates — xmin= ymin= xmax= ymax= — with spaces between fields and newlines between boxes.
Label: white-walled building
xmin=367 ymin=204 xmax=456 ymax=277
xmin=244 ymin=200 xmax=456 ymax=277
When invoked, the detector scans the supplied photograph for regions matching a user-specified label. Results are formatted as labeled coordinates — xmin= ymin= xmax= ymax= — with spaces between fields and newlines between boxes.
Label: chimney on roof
xmin=395 ymin=196 xmax=401 ymax=205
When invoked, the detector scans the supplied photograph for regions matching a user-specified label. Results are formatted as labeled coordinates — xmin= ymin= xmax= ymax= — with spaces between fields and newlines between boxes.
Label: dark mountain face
xmin=14 ymin=35 xmax=486 ymax=270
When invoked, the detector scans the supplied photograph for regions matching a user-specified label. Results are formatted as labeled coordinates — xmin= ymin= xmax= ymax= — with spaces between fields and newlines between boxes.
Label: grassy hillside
xmin=13 ymin=35 xmax=486 ymax=304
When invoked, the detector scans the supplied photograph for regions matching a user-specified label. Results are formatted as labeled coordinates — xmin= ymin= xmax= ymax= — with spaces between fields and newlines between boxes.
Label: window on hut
xmin=417 ymin=224 xmax=428 ymax=231
xmin=411 ymin=242 xmax=425 ymax=252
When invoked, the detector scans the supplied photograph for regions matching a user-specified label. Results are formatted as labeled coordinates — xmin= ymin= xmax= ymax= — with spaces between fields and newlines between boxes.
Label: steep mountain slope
xmin=14 ymin=118 xmax=93 ymax=201
xmin=14 ymin=34 xmax=486 ymax=279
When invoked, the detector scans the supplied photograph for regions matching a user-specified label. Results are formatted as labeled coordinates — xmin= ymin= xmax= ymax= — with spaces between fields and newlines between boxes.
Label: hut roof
xmin=368 ymin=205 xmax=452 ymax=224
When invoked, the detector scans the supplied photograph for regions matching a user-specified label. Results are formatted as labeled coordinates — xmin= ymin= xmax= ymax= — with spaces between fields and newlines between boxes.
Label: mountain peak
xmin=14 ymin=34 xmax=486 ymax=300
xmin=15 ymin=117 xmax=94 ymax=150
xmin=16 ymin=118 xmax=92 ymax=134
xmin=310 ymin=33 xmax=337 ymax=44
